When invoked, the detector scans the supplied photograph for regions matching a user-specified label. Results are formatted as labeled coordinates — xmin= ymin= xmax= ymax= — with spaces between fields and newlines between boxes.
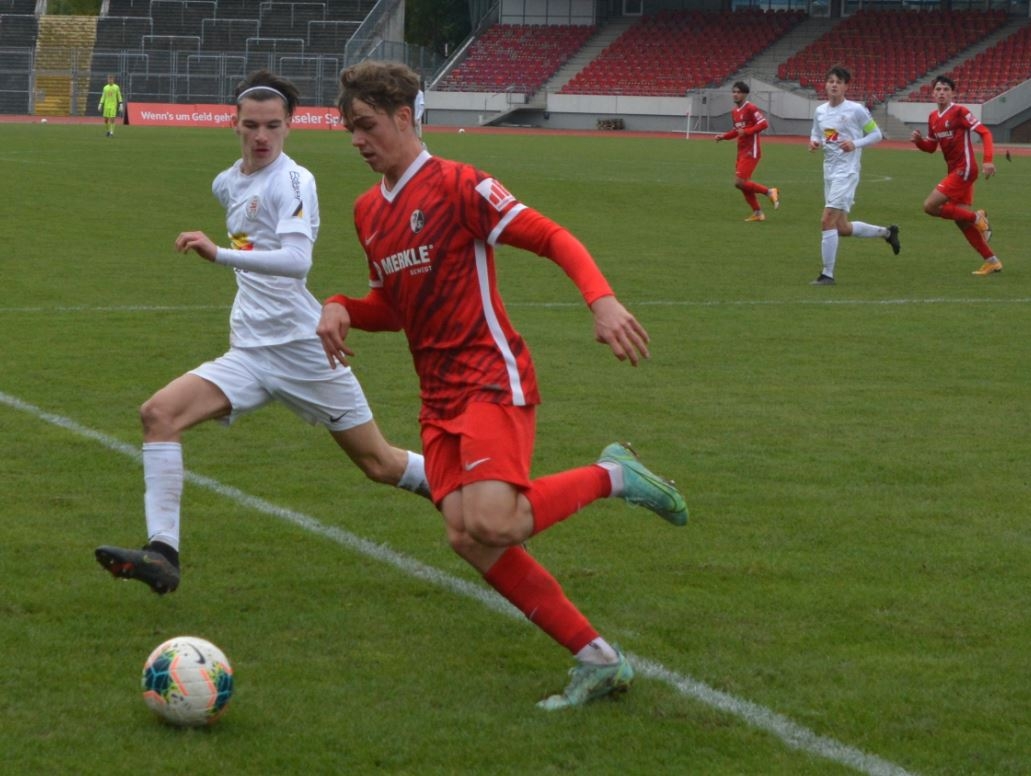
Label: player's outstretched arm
xmin=590 ymin=295 xmax=650 ymax=367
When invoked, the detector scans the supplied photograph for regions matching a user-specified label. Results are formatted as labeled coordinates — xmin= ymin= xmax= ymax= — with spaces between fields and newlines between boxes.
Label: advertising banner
xmin=126 ymin=103 xmax=343 ymax=129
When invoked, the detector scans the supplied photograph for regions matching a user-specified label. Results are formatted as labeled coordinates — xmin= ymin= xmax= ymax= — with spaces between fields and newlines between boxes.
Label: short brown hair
xmin=337 ymin=60 xmax=420 ymax=123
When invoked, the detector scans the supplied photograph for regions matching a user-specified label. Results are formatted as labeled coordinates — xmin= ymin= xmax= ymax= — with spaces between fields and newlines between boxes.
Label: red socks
xmin=525 ymin=465 xmax=611 ymax=535
xmin=959 ymin=223 xmax=994 ymax=259
xmin=483 ymin=546 xmax=597 ymax=653
xmin=939 ymin=202 xmax=975 ymax=224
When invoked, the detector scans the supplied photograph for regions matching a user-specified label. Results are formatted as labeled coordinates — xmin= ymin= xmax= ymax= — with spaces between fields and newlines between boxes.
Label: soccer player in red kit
xmin=715 ymin=81 xmax=779 ymax=221
xmin=318 ymin=61 xmax=688 ymax=710
xmin=910 ymin=75 xmax=1001 ymax=275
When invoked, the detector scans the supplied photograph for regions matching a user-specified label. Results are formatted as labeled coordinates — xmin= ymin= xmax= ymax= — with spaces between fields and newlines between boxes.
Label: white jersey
xmin=212 ymin=152 xmax=321 ymax=348
xmin=811 ymin=99 xmax=878 ymax=179
xmin=414 ymin=89 xmax=425 ymax=123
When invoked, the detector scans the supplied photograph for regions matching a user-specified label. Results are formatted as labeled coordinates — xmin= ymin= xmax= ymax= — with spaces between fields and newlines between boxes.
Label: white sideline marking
xmin=0 ymin=298 xmax=1029 ymax=315
xmin=1 ymin=388 xmax=918 ymax=776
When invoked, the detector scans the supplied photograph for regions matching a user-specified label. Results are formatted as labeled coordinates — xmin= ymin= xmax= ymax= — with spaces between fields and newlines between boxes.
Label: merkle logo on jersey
xmin=376 ymin=244 xmax=434 ymax=278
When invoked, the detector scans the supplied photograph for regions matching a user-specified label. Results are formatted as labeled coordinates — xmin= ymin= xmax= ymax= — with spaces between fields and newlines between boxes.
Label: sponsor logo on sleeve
xmin=475 ymin=178 xmax=516 ymax=212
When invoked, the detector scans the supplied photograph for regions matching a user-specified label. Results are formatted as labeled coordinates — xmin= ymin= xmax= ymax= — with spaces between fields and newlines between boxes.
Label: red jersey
xmin=920 ymin=103 xmax=993 ymax=181
xmin=719 ymin=101 xmax=768 ymax=160
xmin=351 ymin=154 xmax=543 ymax=421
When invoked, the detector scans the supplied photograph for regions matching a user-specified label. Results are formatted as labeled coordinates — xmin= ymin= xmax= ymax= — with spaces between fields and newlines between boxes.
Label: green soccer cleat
xmin=598 ymin=442 xmax=688 ymax=526
xmin=537 ymin=648 xmax=635 ymax=711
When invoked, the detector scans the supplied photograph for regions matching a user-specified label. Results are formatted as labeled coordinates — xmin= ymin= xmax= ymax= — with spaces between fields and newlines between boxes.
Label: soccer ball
xmin=141 ymin=635 xmax=234 ymax=727
xmin=39 ymin=118 xmax=47 ymax=124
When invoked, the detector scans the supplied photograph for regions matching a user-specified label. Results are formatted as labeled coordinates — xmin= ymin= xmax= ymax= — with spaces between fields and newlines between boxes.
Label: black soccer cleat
xmin=95 ymin=544 xmax=180 ymax=595
xmin=885 ymin=224 xmax=901 ymax=255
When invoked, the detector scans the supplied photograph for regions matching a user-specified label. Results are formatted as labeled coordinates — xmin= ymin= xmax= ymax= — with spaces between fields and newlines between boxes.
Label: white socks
xmin=596 ymin=460 xmax=624 ymax=497
xmin=850 ymin=221 xmax=885 ymax=238
xmin=143 ymin=442 xmax=183 ymax=551
xmin=397 ymin=451 xmax=431 ymax=498
xmin=576 ymin=637 xmax=620 ymax=665
xmin=822 ymin=223 xmax=889 ymax=277
xmin=821 ymin=229 xmax=838 ymax=277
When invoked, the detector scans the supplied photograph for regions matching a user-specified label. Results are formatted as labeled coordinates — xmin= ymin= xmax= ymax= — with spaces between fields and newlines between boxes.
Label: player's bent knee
xmin=465 ymin=517 xmax=523 ymax=548
xmin=140 ymin=395 xmax=194 ymax=438
xmin=446 ymin=528 xmax=479 ymax=557
xmin=139 ymin=397 xmax=168 ymax=434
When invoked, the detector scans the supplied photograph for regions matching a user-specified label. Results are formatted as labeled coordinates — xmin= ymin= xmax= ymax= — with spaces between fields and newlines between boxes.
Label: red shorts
xmin=735 ymin=155 xmax=760 ymax=180
xmin=936 ymin=171 xmax=975 ymax=206
xmin=421 ymin=402 xmax=536 ymax=503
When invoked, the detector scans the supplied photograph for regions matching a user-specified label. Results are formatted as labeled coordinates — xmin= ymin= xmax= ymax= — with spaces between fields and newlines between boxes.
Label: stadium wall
xmin=499 ymin=0 xmax=595 ymax=25
xmin=426 ymin=76 xmax=1031 ymax=140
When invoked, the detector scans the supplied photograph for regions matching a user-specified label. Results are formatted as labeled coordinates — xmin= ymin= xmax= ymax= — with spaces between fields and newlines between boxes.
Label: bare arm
xmin=590 ymin=295 xmax=650 ymax=367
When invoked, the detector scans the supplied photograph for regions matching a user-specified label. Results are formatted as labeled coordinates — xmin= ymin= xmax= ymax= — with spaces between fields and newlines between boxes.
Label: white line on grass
xmin=1 ymin=298 xmax=1029 ymax=315
xmin=1 ymin=388 xmax=919 ymax=776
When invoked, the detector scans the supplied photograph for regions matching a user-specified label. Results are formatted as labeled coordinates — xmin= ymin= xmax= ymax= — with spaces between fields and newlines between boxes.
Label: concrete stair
xmin=35 ymin=15 xmax=97 ymax=116
xmin=482 ymin=18 xmax=634 ymax=123
xmin=733 ymin=16 xmax=838 ymax=86
xmin=535 ymin=17 xmax=636 ymax=103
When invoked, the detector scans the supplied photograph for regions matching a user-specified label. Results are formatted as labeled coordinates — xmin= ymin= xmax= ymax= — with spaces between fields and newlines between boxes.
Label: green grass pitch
xmin=1 ymin=122 xmax=1028 ymax=775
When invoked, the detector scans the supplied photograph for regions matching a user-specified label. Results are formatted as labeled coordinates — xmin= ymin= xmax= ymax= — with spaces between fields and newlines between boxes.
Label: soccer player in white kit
xmin=808 ymin=66 xmax=901 ymax=285
xmin=95 ymin=70 xmax=429 ymax=594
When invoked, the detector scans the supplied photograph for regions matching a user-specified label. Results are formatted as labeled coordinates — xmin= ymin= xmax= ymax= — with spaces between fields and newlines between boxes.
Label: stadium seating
xmin=777 ymin=9 xmax=1009 ymax=105
xmin=106 ymin=0 xmax=152 ymax=17
xmin=0 ymin=0 xmax=36 ymax=13
xmin=150 ymin=0 xmax=216 ymax=38
xmin=95 ymin=15 xmax=153 ymax=50
xmin=84 ymin=0 xmax=370 ymax=107
xmin=259 ymin=2 xmax=325 ymax=40
xmin=199 ymin=17 xmax=258 ymax=52
xmin=436 ymin=23 xmax=596 ymax=94
xmin=0 ymin=47 xmax=32 ymax=112
xmin=306 ymin=19 xmax=359 ymax=55
xmin=244 ymin=35 xmax=305 ymax=73
xmin=0 ymin=12 xmax=38 ymax=47
xmin=128 ymin=72 xmax=174 ymax=101
xmin=561 ymin=9 xmax=804 ymax=97
xmin=213 ymin=0 xmax=261 ymax=19
xmin=179 ymin=52 xmax=246 ymax=102
xmin=903 ymin=22 xmax=1031 ymax=103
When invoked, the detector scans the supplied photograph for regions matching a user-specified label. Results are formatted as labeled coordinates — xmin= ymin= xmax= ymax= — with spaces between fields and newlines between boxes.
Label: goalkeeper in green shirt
xmin=98 ymin=74 xmax=123 ymax=137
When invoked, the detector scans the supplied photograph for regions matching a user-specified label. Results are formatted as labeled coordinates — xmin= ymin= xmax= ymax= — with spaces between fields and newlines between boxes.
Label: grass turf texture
xmin=1 ymin=123 xmax=1028 ymax=775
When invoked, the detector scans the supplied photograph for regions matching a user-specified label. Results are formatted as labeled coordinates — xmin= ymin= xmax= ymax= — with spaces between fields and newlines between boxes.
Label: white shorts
xmin=824 ymin=172 xmax=860 ymax=213
xmin=191 ymin=338 xmax=373 ymax=431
